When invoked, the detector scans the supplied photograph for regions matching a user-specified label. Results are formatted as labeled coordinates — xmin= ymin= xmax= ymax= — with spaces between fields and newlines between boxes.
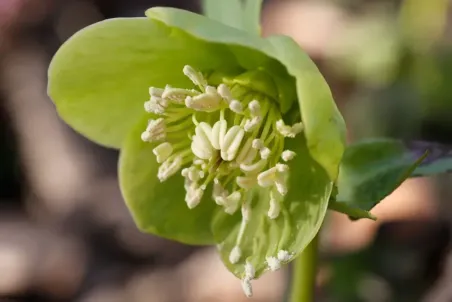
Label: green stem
xmin=289 ymin=233 xmax=319 ymax=302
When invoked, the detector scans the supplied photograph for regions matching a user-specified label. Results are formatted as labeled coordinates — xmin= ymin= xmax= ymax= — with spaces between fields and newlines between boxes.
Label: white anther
xmin=152 ymin=142 xmax=173 ymax=163
xmin=281 ymin=150 xmax=296 ymax=162
xmin=213 ymin=179 xmax=228 ymax=205
xmin=292 ymin=122 xmax=304 ymax=134
xmin=241 ymin=278 xmax=253 ymax=298
xmin=257 ymin=167 xmax=277 ymax=187
xmin=236 ymin=176 xmax=257 ymax=189
xmin=277 ymin=250 xmax=292 ymax=262
xmin=141 ymin=118 xmax=166 ymax=142
xmin=183 ymin=65 xmax=207 ymax=88
xmin=276 ymin=163 xmax=289 ymax=173
xmin=275 ymin=178 xmax=288 ymax=196
xmin=162 ymin=87 xmax=199 ymax=104
xmin=229 ymin=100 xmax=243 ymax=113
xmin=144 ymin=96 xmax=165 ymax=115
xmin=149 ymin=87 xmax=164 ymax=97
xmin=220 ymin=126 xmax=245 ymax=161
xmin=191 ymin=123 xmax=215 ymax=160
xmin=252 ymin=139 xmax=264 ymax=150
xmin=185 ymin=185 xmax=204 ymax=209
xmin=245 ymin=262 xmax=255 ymax=280
xmin=211 ymin=119 xmax=227 ymax=150
xmin=244 ymin=116 xmax=261 ymax=132
xmin=276 ymin=120 xmax=304 ymax=138
xmin=198 ymin=170 xmax=205 ymax=179
xmin=240 ymin=159 xmax=267 ymax=174
xmin=181 ymin=168 xmax=189 ymax=178
xmin=260 ymin=147 xmax=271 ymax=159
xmin=188 ymin=167 xmax=202 ymax=182
xmin=140 ymin=131 xmax=152 ymax=142
xmin=157 ymin=156 xmax=182 ymax=182
xmin=185 ymin=91 xmax=222 ymax=112
xmin=224 ymin=191 xmax=241 ymax=214
xmin=229 ymin=246 xmax=242 ymax=264
xmin=266 ymin=256 xmax=281 ymax=271
xmin=217 ymin=83 xmax=232 ymax=102
xmin=241 ymin=203 xmax=251 ymax=222
xmin=248 ymin=100 xmax=261 ymax=116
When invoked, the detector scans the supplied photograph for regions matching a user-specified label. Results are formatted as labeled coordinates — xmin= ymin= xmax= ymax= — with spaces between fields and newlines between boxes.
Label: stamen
xmin=191 ymin=122 xmax=215 ymax=160
xmin=277 ymin=250 xmax=292 ymax=262
xmin=183 ymin=65 xmax=207 ymax=89
xmin=149 ymin=87 xmax=164 ymax=97
xmin=281 ymin=150 xmax=296 ymax=162
xmin=185 ymin=89 xmax=222 ymax=112
xmin=229 ymin=246 xmax=242 ymax=264
xmin=266 ymin=256 xmax=281 ymax=271
xmin=220 ymin=126 xmax=245 ymax=161
xmin=244 ymin=116 xmax=261 ymax=132
xmin=240 ymin=159 xmax=267 ymax=174
xmin=217 ymin=83 xmax=232 ymax=102
xmin=260 ymin=147 xmax=271 ymax=159
xmin=244 ymin=262 xmax=255 ymax=279
xmin=158 ymin=156 xmax=182 ymax=182
xmin=252 ymin=139 xmax=264 ymax=150
xmin=229 ymin=100 xmax=243 ymax=113
xmin=248 ymin=100 xmax=261 ymax=116
xmin=224 ymin=191 xmax=241 ymax=214
xmin=162 ymin=87 xmax=200 ymax=104
xmin=268 ymin=192 xmax=280 ymax=219
xmin=185 ymin=184 xmax=204 ymax=209
xmin=211 ymin=120 xmax=227 ymax=150
xmin=141 ymin=118 xmax=166 ymax=142
xmin=276 ymin=120 xmax=304 ymax=138
xmin=152 ymin=142 xmax=173 ymax=163
xmin=257 ymin=167 xmax=277 ymax=187
xmin=241 ymin=278 xmax=253 ymax=298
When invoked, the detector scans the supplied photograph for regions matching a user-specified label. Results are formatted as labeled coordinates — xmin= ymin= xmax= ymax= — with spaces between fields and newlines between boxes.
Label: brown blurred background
xmin=1 ymin=0 xmax=452 ymax=301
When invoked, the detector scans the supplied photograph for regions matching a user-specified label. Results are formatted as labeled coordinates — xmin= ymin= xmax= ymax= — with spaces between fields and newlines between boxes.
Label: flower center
xmin=141 ymin=65 xmax=303 ymax=214
xmin=141 ymin=66 xmax=302 ymax=277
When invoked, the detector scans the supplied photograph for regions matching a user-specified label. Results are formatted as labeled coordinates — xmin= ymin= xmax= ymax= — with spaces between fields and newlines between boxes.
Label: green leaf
xmin=201 ymin=0 xmax=263 ymax=36
xmin=333 ymin=138 xmax=427 ymax=216
xmin=212 ymin=137 xmax=332 ymax=279
xmin=147 ymin=6 xmax=346 ymax=180
xmin=119 ymin=116 xmax=217 ymax=245
xmin=48 ymin=17 xmax=235 ymax=148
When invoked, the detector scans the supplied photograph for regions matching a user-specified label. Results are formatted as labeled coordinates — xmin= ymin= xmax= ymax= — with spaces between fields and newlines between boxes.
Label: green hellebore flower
xmin=48 ymin=6 xmax=346 ymax=296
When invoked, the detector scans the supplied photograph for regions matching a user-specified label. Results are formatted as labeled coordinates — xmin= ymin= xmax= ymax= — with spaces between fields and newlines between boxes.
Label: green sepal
xmin=119 ymin=115 xmax=217 ymax=245
xmin=212 ymin=137 xmax=332 ymax=279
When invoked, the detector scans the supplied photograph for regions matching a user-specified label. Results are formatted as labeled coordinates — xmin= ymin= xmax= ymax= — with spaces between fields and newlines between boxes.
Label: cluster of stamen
xmin=141 ymin=66 xmax=303 ymax=297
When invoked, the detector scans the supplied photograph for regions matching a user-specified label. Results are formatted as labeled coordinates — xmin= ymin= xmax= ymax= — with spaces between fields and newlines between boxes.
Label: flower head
xmin=47 ymin=5 xmax=347 ymax=297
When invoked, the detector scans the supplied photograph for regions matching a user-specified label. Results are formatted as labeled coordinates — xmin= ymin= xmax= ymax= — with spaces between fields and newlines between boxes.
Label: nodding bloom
xmin=47 ymin=6 xmax=347 ymax=298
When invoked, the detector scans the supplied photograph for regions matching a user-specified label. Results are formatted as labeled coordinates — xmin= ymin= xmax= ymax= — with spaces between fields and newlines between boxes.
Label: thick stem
xmin=289 ymin=233 xmax=319 ymax=302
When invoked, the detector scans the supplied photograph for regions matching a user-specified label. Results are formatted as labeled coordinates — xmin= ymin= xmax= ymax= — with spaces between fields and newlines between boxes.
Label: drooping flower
xmin=48 ymin=5 xmax=347 ymax=297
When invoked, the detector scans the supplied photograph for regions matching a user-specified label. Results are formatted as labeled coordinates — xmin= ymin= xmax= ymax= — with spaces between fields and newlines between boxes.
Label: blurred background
xmin=0 ymin=0 xmax=452 ymax=301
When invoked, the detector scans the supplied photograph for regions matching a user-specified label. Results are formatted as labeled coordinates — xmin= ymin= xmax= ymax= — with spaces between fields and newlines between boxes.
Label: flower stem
xmin=289 ymin=233 xmax=319 ymax=302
